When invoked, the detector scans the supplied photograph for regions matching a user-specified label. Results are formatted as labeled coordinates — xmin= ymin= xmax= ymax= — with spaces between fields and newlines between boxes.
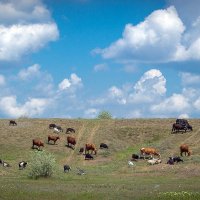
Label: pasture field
xmin=1 ymin=118 xmax=200 ymax=200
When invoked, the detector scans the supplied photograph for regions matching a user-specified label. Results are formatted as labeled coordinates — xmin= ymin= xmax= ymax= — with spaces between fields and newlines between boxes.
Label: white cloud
xmin=84 ymin=108 xmax=99 ymax=118
xmin=18 ymin=64 xmax=40 ymax=80
xmin=58 ymin=73 xmax=82 ymax=92
xmin=0 ymin=0 xmax=51 ymax=25
xmin=0 ymin=23 xmax=59 ymax=61
xmin=151 ymin=93 xmax=190 ymax=114
xmin=0 ymin=74 xmax=5 ymax=86
xmin=178 ymin=113 xmax=189 ymax=119
xmin=193 ymin=97 xmax=200 ymax=110
xmin=180 ymin=72 xmax=200 ymax=86
xmin=99 ymin=6 xmax=185 ymax=62
xmin=96 ymin=6 xmax=200 ymax=62
xmin=0 ymin=96 xmax=50 ymax=117
xmin=108 ymin=86 xmax=126 ymax=104
xmin=94 ymin=63 xmax=108 ymax=72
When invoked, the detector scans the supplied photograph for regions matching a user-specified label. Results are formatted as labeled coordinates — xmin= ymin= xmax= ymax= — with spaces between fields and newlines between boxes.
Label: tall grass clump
xmin=28 ymin=150 xmax=56 ymax=179
xmin=97 ymin=111 xmax=112 ymax=119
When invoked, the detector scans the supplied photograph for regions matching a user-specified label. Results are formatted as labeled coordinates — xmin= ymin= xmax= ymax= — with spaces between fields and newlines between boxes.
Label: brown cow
xmin=67 ymin=136 xmax=76 ymax=149
xmin=140 ymin=147 xmax=161 ymax=159
xmin=85 ymin=143 xmax=97 ymax=155
xmin=48 ymin=135 xmax=60 ymax=145
xmin=180 ymin=144 xmax=191 ymax=156
xmin=32 ymin=139 xmax=44 ymax=150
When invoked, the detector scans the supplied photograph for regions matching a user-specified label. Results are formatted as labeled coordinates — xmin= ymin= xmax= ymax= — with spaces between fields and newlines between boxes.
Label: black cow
xmin=167 ymin=157 xmax=174 ymax=165
xmin=100 ymin=143 xmax=108 ymax=149
xmin=49 ymin=124 xmax=56 ymax=129
xmin=9 ymin=120 xmax=17 ymax=126
xmin=56 ymin=125 xmax=63 ymax=132
xmin=85 ymin=154 xmax=94 ymax=160
xmin=66 ymin=128 xmax=75 ymax=133
xmin=19 ymin=161 xmax=27 ymax=170
xmin=132 ymin=153 xmax=152 ymax=160
xmin=1 ymin=161 xmax=11 ymax=167
xmin=173 ymin=156 xmax=183 ymax=163
xmin=64 ymin=165 xmax=71 ymax=172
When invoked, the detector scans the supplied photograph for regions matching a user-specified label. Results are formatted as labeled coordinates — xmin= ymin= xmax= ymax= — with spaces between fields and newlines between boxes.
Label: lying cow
xmin=64 ymin=164 xmax=71 ymax=172
xmin=19 ymin=161 xmax=27 ymax=170
xmin=0 ymin=160 xmax=11 ymax=167
xmin=167 ymin=156 xmax=183 ymax=165
xmin=100 ymin=143 xmax=108 ymax=149
xmin=49 ymin=123 xmax=56 ymax=129
xmin=147 ymin=158 xmax=162 ymax=165
xmin=85 ymin=154 xmax=94 ymax=160
xmin=132 ymin=153 xmax=152 ymax=161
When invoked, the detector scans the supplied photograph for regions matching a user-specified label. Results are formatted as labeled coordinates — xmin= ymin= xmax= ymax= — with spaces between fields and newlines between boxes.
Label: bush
xmin=28 ymin=151 xmax=56 ymax=179
xmin=97 ymin=111 xmax=112 ymax=119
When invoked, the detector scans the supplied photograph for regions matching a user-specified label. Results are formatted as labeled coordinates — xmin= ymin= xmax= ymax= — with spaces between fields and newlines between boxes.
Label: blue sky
xmin=0 ymin=0 xmax=200 ymax=119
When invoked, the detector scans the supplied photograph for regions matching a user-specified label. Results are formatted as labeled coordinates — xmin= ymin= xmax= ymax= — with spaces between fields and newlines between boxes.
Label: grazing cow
xmin=48 ymin=135 xmax=60 ymax=145
xmin=9 ymin=120 xmax=17 ymax=126
xmin=66 ymin=128 xmax=75 ymax=134
xmin=64 ymin=164 xmax=71 ymax=172
xmin=79 ymin=147 xmax=84 ymax=154
xmin=85 ymin=153 xmax=94 ymax=160
xmin=140 ymin=147 xmax=161 ymax=159
xmin=147 ymin=158 xmax=162 ymax=165
xmin=100 ymin=143 xmax=108 ymax=149
xmin=19 ymin=161 xmax=27 ymax=170
xmin=172 ymin=123 xmax=187 ymax=133
xmin=49 ymin=123 xmax=56 ymax=129
xmin=67 ymin=136 xmax=76 ymax=149
xmin=85 ymin=143 xmax=97 ymax=155
xmin=32 ymin=139 xmax=44 ymax=150
xmin=180 ymin=144 xmax=191 ymax=156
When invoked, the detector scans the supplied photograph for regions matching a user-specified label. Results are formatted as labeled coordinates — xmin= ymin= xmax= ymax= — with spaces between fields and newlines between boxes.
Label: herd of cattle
xmin=0 ymin=119 xmax=195 ymax=173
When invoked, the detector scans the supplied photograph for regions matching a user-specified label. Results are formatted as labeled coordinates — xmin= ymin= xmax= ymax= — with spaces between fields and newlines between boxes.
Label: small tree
xmin=28 ymin=151 xmax=56 ymax=179
xmin=97 ymin=111 xmax=112 ymax=119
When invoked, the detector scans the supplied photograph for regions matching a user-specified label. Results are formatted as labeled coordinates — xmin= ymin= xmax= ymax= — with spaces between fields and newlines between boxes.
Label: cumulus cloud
xmin=151 ymin=93 xmax=190 ymax=114
xmin=0 ymin=0 xmax=59 ymax=61
xmin=108 ymin=86 xmax=126 ymax=105
xmin=0 ymin=74 xmax=5 ymax=86
xmin=0 ymin=23 xmax=59 ymax=61
xmin=96 ymin=6 xmax=200 ymax=62
xmin=0 ymin=96 xmax=50 ymax=117
xmin=58 ymin=73 xmax=82 ymax=92
xmin=18 ymin=64 xmax=40 ymax=80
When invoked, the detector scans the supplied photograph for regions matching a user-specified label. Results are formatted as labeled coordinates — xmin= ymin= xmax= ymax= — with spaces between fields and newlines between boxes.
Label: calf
xmin=19 ymin=161 xmax=27 ymax=170
xmin=1 ymin=161 xmax=11 ymax=167
xmin=48 ymin=135 xmax=60 ymax=145
xmin=85 ymin=154 xmax=94 ymax=160
xmin=66 ymin=128 xmax=75 ymax=133
xmin=64 ymin=164 xmax=71 ymax=172
xmin=100 ymin=143 xmax=108 ymax=149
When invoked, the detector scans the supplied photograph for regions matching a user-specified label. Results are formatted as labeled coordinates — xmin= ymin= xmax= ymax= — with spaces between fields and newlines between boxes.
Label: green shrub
xmin=28 ymin=151 xmax=56 ymax=179
xmin=97 ymin=111 xmax=112 ymax=119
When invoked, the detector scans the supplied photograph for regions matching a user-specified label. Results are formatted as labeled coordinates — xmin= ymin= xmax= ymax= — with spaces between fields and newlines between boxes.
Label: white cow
xmin=147 ymin=158 xmax=162 ymax=165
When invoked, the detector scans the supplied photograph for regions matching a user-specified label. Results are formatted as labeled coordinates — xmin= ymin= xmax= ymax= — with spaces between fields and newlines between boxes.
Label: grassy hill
xmin=1 ymin=118 xmax=200 ymax=200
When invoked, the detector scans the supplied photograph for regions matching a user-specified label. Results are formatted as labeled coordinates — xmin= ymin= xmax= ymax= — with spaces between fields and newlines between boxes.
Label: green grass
xmin=0 ymin=118 xmax=200 ymax=199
